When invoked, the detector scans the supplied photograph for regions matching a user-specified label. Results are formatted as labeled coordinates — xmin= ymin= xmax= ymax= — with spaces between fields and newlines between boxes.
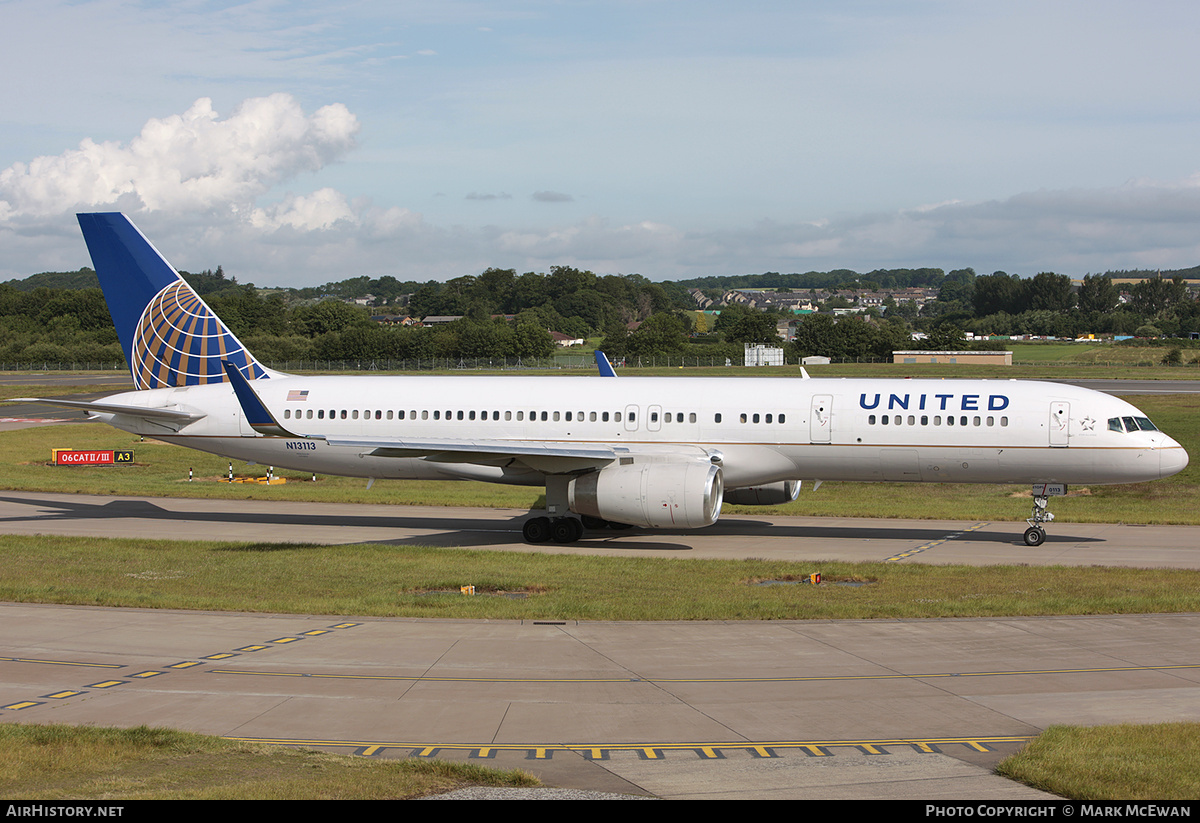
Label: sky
xmin=3 ymin=0 xmax=1200 ymax=288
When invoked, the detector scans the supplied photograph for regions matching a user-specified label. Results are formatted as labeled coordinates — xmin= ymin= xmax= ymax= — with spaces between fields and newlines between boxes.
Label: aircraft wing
xmin=12 ymin=397 xmax=205 ymax=428
xmin=323 ymin=434 xmax=623 ymax=474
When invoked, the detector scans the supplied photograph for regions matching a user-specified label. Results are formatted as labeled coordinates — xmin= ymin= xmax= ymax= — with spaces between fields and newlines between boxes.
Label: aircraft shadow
xmin=0 ymin=494 xmax=1101 ymax=549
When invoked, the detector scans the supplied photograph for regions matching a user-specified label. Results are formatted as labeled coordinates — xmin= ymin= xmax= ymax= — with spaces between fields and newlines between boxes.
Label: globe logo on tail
xmin=131 ymin=280 xmax=267 ymax=389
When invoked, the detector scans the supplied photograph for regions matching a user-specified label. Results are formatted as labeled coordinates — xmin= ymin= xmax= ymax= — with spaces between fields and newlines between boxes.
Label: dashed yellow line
xmin=224 ymin=734 xmax=1034 ymax=761
xmin=885 ymin=522 xmax=989 ymax=561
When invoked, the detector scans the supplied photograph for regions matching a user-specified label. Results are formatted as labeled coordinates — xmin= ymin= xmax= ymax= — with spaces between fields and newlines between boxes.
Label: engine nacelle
xmin=722 ymin=480 xmax=801 ymax=506
xmin=568 ymin=460 xmax=723 ymax=529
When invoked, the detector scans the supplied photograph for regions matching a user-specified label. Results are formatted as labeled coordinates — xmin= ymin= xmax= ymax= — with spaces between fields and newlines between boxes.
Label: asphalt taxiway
xmin=5 ymin=602 xmax=1200 ymax=800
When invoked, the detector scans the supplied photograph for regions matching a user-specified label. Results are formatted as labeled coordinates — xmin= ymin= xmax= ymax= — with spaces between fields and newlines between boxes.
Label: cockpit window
xmin=1109 ymin=416 xmax=1159 ymax=433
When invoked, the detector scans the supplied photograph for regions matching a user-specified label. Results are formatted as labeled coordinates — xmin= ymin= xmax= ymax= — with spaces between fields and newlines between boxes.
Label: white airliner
xmin=23 ymin=213 xmax=1189 ymax=547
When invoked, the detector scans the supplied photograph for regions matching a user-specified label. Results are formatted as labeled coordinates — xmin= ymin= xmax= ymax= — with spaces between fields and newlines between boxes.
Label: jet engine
xmin=568 ymin=459 xmax=723 ymax=529
xmin=722 ymin=480 xmax=801 ymax=506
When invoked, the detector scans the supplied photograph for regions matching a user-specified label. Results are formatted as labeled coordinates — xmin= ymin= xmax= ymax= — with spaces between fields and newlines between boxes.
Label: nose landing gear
xmin=1023 ymin=494 xmax=1055 ymax=547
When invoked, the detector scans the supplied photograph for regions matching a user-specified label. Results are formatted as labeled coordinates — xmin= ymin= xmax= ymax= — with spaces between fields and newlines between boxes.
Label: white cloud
xmin=0 ymin=94 xmax=359 ymax=219
xmin=249 ymin=188 xmax=356 ymax=231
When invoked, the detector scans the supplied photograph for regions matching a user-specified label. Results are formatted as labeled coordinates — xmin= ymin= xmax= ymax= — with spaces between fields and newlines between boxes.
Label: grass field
xmin=9 ymin=534 xmax=1200 ymax=619
xmin=0 ymin=724 xmax=539 ymax=800
xmin=996 ymin=723 xmax=1200 ymax=801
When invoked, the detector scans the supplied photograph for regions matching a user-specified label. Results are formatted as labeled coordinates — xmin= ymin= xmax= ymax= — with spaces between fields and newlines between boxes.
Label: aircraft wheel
xmin=1023 ymin=527 xmax=1046 ymax=547
xmin=580 ymin=515 xmax=607 ymax=531
xmin=551 ymin=517 xmax=584 ymax=544
xmin=606 ymin=521 xmax=634 ymax=530
xmin=523 ymin=516 xmax=552 ymax=543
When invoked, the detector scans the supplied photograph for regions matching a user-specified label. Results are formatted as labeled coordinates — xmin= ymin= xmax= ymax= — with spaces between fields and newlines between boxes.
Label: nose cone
xmin=1159 ymin=436 xmax=1190 ymax=479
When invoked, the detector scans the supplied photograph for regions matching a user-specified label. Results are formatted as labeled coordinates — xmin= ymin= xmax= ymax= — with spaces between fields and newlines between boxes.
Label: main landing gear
xmin=522 ymin=515 xmax=582 ymax=544
xmin=1023 ymin=494 xmax=1055 ymax=547
xmin=521 ymin=515 xmax=633 ymax=544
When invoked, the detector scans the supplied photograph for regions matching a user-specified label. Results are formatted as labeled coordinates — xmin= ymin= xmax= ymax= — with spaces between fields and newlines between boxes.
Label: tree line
xmin=2 ymin=263 xmax=1198 ymax=366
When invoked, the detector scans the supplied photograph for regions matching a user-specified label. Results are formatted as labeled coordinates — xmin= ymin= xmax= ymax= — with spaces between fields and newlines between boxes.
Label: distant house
xmin=369 ymin=314 xmax=406 ymax=325
xmin=549 ymin=331 xmax=585 ymax=348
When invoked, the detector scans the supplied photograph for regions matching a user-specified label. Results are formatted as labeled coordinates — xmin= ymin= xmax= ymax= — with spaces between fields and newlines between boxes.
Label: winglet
xmin=594 ymin=350 xmax=617 ymax=377
xmin=222 ymin=361 xmax=298 ymax=437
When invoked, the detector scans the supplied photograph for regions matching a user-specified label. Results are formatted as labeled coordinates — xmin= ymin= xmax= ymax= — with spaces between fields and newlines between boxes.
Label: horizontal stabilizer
xmin=13 ymin=397 xmax=205 ymax=426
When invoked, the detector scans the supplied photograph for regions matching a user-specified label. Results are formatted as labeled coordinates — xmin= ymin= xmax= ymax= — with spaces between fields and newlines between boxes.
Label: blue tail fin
xmin=77 ymin=213 xmax=270 ymax=390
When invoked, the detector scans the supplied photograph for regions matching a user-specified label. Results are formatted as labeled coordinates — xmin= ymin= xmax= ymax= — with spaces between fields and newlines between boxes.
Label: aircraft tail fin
xmin=76 ymin=213 xmax=271 ymax=390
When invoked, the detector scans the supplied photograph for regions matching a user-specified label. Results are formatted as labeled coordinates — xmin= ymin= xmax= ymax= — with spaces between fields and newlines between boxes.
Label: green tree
xmin=1077 ymin=274 xmax=1120 ymax=315
xmin=626 ymin=312 xmax=690 ymax=357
